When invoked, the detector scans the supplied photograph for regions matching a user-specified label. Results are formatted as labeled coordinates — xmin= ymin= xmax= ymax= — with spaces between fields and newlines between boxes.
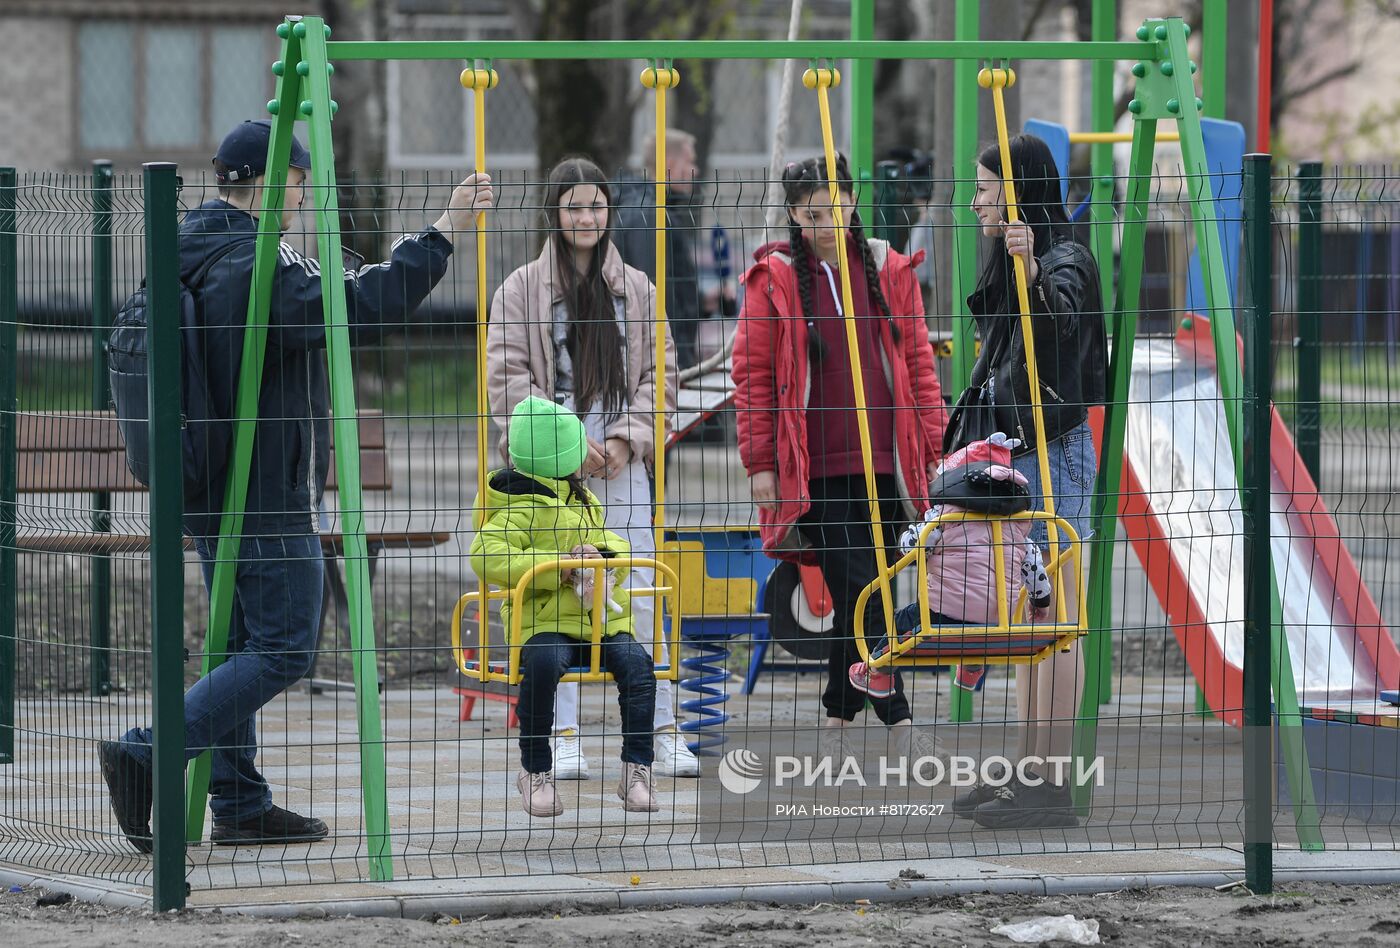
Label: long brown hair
xmin=545 ymin=157 xmax=627 ymax=416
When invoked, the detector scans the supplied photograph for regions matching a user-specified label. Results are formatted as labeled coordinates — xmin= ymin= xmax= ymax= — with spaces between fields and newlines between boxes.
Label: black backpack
xmin=108 ymin=242 xmax=244 ymax=497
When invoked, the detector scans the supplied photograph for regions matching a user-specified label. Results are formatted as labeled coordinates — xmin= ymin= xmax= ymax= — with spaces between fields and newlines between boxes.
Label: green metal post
xmin=1074 ymin=115 xmax=1157 ymax=810
xmin=850 ymin=0 xmax=875 ymax=229
xmin=144 ymin=161 xmax=187 ymax=911
xmin=873 ymin=162 xmax=898 ymax=244
xmin=90 ymin=160 xmax=113 ymax=698
xmin=0 ymin=168 xmax=16 ymax=765
xmin=947 ymin=0 xmax=980 ymax=725
xmin=1202 ymin=1 xmax=1226 ymax=118
xmin=301 ymin=16 xmax=393 ymax=880
xmin=1295 ymin=161 xmax=1322 ymax=485
xmin=1162 ymin=16 xmax=1321 ymax=850
xmin=1241 ymin=152 xmax=1275 ymax=894
xmin=185 ymin=21 xmax=304 ymax=841
xmin=1083 ymin=0 xmax=1118 ymax=710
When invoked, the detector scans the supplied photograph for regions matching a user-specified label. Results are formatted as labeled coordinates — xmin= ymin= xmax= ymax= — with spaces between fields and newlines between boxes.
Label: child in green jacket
xmin=470 ymin=397 xmax=659 ymax=817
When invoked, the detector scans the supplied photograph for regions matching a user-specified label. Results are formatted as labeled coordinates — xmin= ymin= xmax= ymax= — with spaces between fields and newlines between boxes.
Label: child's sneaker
xmin=552 ymin=728 xmax=591 ymax=780
xmin=954 ymin=664 xmax=986 ymax=692
xmin=848 ymin=662 xmax=896 ymax=699
xmin=653 ymin=726 xmax=701 ymax=778
xmin=516 ymin=769 xmax=564 ymax=818
xmin=616 ymin=763 xmax=660 ymax=812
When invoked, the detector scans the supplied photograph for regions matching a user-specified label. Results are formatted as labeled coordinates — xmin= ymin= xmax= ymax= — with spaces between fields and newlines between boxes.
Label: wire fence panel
xmin=0 ymin=160 xmax=1397 ymax=902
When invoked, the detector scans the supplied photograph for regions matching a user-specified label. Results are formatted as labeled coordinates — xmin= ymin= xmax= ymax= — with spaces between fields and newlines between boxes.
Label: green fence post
xmin=90 ymin=159 xmax=114 ymax=698
xmin=0 ymin=167 xmax=16 ymax=765
xmin=872 ymin=161 xmax=899 ymax=244
xmin=946 ymin=0 xmax=980 ymax=726
xmin=143 ymin=161 xmax=187 ymax=911
xmin=1295 ymin=161 xmax=1322 ymax=486
xmin=1241 ymin=152 xmax=1275 ymax=895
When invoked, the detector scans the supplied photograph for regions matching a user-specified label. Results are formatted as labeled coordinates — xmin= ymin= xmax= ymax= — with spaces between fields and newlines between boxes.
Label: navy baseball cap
xmin=213 ymin=119 xmax=312 ymax=183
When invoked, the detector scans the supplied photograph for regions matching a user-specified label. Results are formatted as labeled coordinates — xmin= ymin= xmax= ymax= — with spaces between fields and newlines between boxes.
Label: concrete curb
xmin=8 ymin=863 xmax=1400 ymax=918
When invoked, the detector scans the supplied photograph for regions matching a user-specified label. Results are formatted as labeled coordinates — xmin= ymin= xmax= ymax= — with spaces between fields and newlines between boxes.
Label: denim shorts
xmin=1012 ymin=421 xmax=1098 ymax=551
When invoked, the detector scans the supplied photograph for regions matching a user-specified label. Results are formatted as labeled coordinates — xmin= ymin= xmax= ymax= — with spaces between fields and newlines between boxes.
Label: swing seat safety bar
xmin=853 ymin=510 xmax=1087 ymax=668
xmin=450 ymin=557 xmax=682 ymax=686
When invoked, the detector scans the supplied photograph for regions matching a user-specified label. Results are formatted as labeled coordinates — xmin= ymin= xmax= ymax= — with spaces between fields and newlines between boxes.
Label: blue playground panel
xmin=1277 ymin=717 xmax=1400 ymax=824
xmin=1027 ymin=116 xmax=1246 ymax=313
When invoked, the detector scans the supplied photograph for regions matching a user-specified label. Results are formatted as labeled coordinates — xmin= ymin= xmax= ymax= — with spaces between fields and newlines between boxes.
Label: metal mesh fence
xmin=0 ymin=157 xmax=1397 ymax=902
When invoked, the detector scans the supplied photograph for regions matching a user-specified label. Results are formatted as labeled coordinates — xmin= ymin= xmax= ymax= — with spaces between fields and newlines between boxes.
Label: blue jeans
xmin=866 ymin=602 xmax=970 ymax=661
xmin=516 ymin=632 xmax=656 ymax=774
xmin=1013 ymin=421 xmax=1098 ymax=551
xmin=120 ymin=534 xmax=324 ymax=823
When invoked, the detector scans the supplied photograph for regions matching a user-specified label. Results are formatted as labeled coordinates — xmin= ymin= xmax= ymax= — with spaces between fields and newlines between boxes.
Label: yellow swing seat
xmin=450 ymin=557 xmax=683 ymax=686
xmin=854 ymin=510 xmax=1087 ymax=669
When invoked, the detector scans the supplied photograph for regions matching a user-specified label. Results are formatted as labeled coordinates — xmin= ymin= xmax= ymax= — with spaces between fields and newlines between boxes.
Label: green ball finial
xmin=1183 ymin=23 xmax=1192 ymax=37
xmin=299 ymin=99 xmax=314 ymax=115
xmin=1128 ymin=98 xmax=1143 ymax=114
xmin=329 ymin=99 xmax=339 ymax=115
xmin=326 ymin=63 xmax=335 ymax=76
xmin=1154 ymin=24 xmax=1168 ymax=40
xmin=324 ymin=24 xmax=332 ymax=39
xmin=1166 ymin=98 xmax=1180 ymax=114
xmin=267 ymin=99 xmax=280 ymax=115
xmin=296 ymin=61 xmax=310 ymax=77
xmin=293 ymin=22 xmax=307 ymax=38
xmin=1136 ymin=25 xmax=1150 ymax=41
xmin=1161 ymin=61 xmax=1175 ymax=77
xmin=1190 ymin=60 xmax=1198 ymax=74
xmin=1181 ymin=316 xmax=1193 ymax=331
xmin=1196 ymin=97 xmax=1204 ymax=111
xmin=1131 ymin=62 xmax=1147 ymax=78
xmin=276 ymin=22 xmax=291 ymax=38
xmin=271 ymin=60 xmax=285 ymax=77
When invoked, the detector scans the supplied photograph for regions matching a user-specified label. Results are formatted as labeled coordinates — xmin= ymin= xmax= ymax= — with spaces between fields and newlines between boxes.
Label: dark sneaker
xmin=972 ymin=778 xmax=1079 ymax=829
xmin=951 ymin=761 xmax=1011 ymax=819
xmin=211 ymin=805 xmax=328 ymax=846
xmin=97 ymin=741 xmax=153 ymax=854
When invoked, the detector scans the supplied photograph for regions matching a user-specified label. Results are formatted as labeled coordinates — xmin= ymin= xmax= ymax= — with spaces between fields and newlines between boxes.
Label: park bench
xmin=14 ymin=408 xmax=450 ymax=688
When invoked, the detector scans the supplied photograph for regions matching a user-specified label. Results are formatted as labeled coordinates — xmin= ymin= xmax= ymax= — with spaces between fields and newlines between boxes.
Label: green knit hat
xmin=508 ymin=396 xmax=587 ymax=479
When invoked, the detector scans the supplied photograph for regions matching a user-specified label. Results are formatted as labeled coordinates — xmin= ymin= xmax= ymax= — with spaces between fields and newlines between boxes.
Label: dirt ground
xmin=5 ymin=882 xmax=1400 ymax=948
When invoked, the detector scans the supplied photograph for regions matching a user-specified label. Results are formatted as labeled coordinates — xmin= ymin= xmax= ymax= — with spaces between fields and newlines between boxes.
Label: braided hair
xmin=781 ymin=154 xmax=898 ymax=367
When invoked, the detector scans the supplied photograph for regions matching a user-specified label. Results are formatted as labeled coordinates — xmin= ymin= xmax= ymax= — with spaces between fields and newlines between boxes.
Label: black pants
xmin=516 ymin=632 xmax=656 ymax=774
xmin=799 ymin=474 xmax=912 ymax=724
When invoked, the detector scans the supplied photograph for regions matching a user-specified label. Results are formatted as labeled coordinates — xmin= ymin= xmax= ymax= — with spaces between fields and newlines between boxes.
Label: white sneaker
xmin=652 ymin=727 xmax=701 ymax=778
xmin=552 ymin=728 xmax=592 ymax=780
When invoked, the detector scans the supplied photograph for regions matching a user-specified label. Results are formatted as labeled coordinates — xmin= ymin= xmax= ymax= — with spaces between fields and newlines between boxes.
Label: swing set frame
xmin=152 ymin=7 xmax=1303 ymax=910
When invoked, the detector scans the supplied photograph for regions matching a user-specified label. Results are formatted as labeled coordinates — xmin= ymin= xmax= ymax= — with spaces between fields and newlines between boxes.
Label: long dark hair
xmin=782 ymin=154 xmax=895 ymax=367
xmin=544 ymin=157 xmax=627 ymax=416
xmin=973 ymin=134 xmax=1075 ymax=312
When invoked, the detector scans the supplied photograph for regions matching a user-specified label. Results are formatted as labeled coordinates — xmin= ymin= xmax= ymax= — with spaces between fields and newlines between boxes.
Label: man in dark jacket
xmin=612 ymin=129 xmax=703 ymax=367
xmin=98 ymin=119 xmax=493 ymax=852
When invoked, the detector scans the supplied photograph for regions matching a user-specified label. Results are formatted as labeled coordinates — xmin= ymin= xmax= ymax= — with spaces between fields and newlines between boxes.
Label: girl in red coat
xmin=732 ymin=155 xmax=948 ymax=736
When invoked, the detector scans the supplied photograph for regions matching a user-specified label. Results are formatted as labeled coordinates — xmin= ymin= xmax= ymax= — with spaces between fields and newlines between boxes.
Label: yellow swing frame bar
xmin=453 ymin=61 xmax=682 ymax=686
xmin=830 ymin=64 xmax=1087 ymax=667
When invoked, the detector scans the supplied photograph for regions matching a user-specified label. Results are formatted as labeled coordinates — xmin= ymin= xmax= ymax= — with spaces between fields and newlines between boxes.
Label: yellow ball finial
xmin=1005 ymin=67 xmax=1017 ymax=87
xmin=977 ymin=68 xmax=993 ymax=89
xmin=828 ymin=67 xmax=841 ymax=87
xmin=460 ymin=67 xmax=496 ymax=90
xmin=802 ymin=68 xmax=818 ymax=90
xmin=640 ymin=66 xmax=657 ymax=89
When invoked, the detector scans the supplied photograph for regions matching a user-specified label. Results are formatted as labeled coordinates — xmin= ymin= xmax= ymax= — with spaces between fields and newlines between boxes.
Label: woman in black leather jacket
xmin=953 ymin=133 xmax=1108 ymax=830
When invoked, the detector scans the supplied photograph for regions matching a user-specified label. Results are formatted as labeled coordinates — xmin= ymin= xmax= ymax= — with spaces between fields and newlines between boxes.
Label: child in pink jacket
xmin=849 ymin=433 xmax=1053 ymax=698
